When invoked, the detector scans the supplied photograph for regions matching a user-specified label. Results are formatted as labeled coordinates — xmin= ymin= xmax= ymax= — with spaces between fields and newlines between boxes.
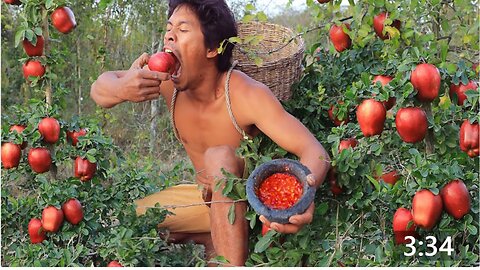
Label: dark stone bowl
xmin=246 ymin=158 xmax=315 ymax=224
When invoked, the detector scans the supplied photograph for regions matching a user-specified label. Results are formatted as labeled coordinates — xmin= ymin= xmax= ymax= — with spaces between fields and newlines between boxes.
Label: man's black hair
xmin=168 ymin=0 xmax=237 ymax=72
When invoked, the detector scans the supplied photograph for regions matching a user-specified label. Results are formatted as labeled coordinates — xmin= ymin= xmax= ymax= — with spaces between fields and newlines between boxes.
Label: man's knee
xmin=203 ymin=145 xmax=243 ymax=178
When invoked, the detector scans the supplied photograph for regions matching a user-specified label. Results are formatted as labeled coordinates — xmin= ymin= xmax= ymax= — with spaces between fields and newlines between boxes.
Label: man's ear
xmin=206 ymin=47 xmax=218 ymax=59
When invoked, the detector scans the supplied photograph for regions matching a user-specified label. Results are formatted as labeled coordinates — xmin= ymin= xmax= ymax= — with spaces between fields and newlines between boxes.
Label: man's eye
xmin=179 ymin=29 xmax=188 ymax=32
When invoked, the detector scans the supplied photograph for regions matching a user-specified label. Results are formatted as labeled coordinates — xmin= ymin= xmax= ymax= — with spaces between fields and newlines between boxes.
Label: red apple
xmin=1 ymin=142 xmax=21 ymax=169
xmin=440 ymin=179 xmax=470 ymax=220
xmin=66 ymin=128 xmax=87 ymax=146
xmin=449 ymin=80 xmax=478 ymax=106
xmin=410 ymin=63 xmax=441 ymax=102
xmin=41 ymin=206 xmax=64 ymax=233
xmin=9 ymin=125 xmax=27 ymax=149
xmin=338 ymin=138 xmax=358 ymax=153
xmin=148 ymin=52 xmax=176 ymax=73
xmin=328 ymin=168 xmax=343 ymax=196
xmin=107 ymin=261 xmax=123 ymax=267
xmin=38 ymin=117 xmax=60 ymax=144
xmin=412 ymin=189 xmax=443 ymax=230
xmin=356 ymin=99 xmax=386 ymax=137
xmin=317 ymin=0 xmax=331 ymax=3
xmin=393 ymin=207 xmax=417 ymax=244
xmin=329 ymin=23 xmax=351 ymax=53
xmin=380 ymin=170 xmax=400 ymax=185
xmin=51 ymin=7 xmax=76 ymax=34
xmin=28 ymin=218 xmax=47 ymax=244
xmin=74 ymin=157 xmax=97 ymax=182
xmin=62 ymin=198 xmax=84 ymax=225
xmin=4 ymin=0 xmax=21 ymax=5
xmin=373 ymin=12 xmax=401 ymax=40
xmin=328 ymin=102 xmax=349 ymax=126
xmin=22 ymin=35 xmax=44 ymax=57
xmin=372 ymin=75 xmax=396 ymax=110
xmin=22 ymin=60 xmax=45 ymax=80
xmin=395 ymin=107 xmax=428 ymax=143
xmin=459 ymin=120 xmax=479 ymax=158
xmin=27 ymin=147 xmax=51 ymax=173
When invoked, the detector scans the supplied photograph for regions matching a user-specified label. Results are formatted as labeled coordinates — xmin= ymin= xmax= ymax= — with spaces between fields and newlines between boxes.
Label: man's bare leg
xmin=202 ymin=146 xmax=248 ymax=266
xmin=166 ymin=232 xmax=216 ymax=265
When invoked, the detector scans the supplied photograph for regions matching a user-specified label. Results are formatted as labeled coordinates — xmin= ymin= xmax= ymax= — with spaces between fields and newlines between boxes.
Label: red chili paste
xmin=257 ymin=173 xmax=303 ymax=210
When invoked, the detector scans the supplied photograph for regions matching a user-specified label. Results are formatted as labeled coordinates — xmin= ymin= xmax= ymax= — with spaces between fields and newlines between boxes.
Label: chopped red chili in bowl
xmin=257 ymin=172 xmax=303 ymax=210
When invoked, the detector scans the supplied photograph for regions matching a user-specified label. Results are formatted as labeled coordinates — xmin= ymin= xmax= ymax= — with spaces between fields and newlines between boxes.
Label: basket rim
xmin=234 ymin=21 xmax=305 ymax=68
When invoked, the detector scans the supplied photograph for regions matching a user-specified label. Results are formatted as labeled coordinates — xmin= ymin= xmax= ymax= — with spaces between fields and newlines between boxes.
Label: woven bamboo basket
xmin=233 ymin=21 xmax=305 ymax=101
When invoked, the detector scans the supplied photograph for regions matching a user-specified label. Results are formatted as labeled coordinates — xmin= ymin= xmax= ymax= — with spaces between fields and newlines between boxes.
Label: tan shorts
xmin=134 ymin=162 xmax=250 ymax=234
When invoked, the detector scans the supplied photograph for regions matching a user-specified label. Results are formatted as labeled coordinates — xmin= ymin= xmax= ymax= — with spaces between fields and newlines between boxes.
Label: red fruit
xmin=27 ymin=147 xmax=51 ymax=173
xmin=28 ymin=218 xmax=47 ymax=244
xmin=22 ymin=35 xmax=44 ymax=57
xmin=66 ymin=128 xmax=87 ymax=146
xmin=107 ymin=261 xmax=123 ymax=267
xmin=373 ymin=12 xmax=401 ymax=40
xmin=317 ymin=0 xmax=331 ymax=3
xmin=356 ymin=99 xmax=386 ymax=137
xmin=41 ymin=206 xmax=64 ymax=233
xmin=51 ymin=7 xmax=76 ymax=34
xmin=74 ymin=157 xmax=97 ymax=182
xmin=261 ymin=223 xmax=271 ymax=236
xmin=372 ymin=75 xmax=396 ymax=110
xmin=4 ymin=0 xmax=21 ymax=5
xmin=9 ymin=125 xmax=27 ymax=149
xmin=327 ymin=168 xmax=343 ymax=196
xmin=328 ymin=103 xmax=349 ymax=126
xmin=459 ymin=120 xmax=479 ymax=158
xmin=62 ymin=198 xmax=84 ymax=225
xmin=395 ymin=107 xmax=428 ymax=143
xmin=148 ymin=52 xmax=176 ymax=73
xmin=412 ymin=190 xmax=443 ymax=230
xmin=393 ymin=208 xmax=416 ymax=245
xmin=440 ymin=179 xmax=471 ymax=220
xmin=449 ymin=80 xmax=478 ymax=106
xmin=329 ymin=23 xmax=351 ymax=52
xmin=1 ymin=142 xmax=21 ymax=169
xmin=380 ymin=170 xmax=400 ymax=185
xmin=22 ymin=60 xmax=45 ymax=80
xmin=38 ymin=117 xmax=60 ymax=144
xmin=338 ymin=138 xmax=358 ymax=153
xmin=410 ymin=63 xmax=441 ymax=102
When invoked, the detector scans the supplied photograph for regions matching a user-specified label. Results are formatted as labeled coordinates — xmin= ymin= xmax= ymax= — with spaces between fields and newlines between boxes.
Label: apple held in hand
xmin=41 ymin=206 xmax=64 ymax=233
xmin=373 ymin=12 xmax=401 ymax=40
xmin=459 ymin=120 xmax=479 ymax=158
xmin=329 ymin=23 xmax=351 ymax=53
xmin=440 ymin=179 xmax=470 ymax=220
xmin=22 ymin=60 xmax=45 ymax=80
xmin=412 ymin=189 xmax=443 ymax=230
xmin=410 ymin=63 xmax=441 ymax=102
xmin=51 ymin=7 xmax=76 ymax=34
xmin=74 ymin=157 xmax=97 ymax=182
xmin=10 ymin=125 xmax=27 ymax=149
xmin=38 ymin=117 xmax=60 ymax=144
xmin=395 ymin=107 xmax=428 ymax=143
xmin=393 ymin=207 xmax=416 ymax=245
xmin=28 ymin=147 xmax=51 ymax=173
xmin=62 ymin=198 xmax=84 ymax=225
xmin=28 ymin=218 xmax=47 ymax=244
xmin=356 ymin=99 xmax=386 ymax=137
xmin=449 ymin=80 xmax=478 ymax=106
xmin=148 ymin=52 xmax=176 ymax=74
xmin=22 ymin=35 xmax=44 ymax=57
xmin=1 ymin=142 xmax=21 ymax=169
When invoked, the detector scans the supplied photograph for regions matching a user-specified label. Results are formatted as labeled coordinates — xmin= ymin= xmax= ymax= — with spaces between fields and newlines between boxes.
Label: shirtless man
xmin=90 ymin=0 xmax=330 ymax=266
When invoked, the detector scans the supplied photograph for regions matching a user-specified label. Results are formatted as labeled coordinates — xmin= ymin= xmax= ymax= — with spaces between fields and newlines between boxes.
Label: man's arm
xmin=240 ymin=81 xmax=331 ymax=233
xmin=90 ymin=53 xmax=170 ymax=108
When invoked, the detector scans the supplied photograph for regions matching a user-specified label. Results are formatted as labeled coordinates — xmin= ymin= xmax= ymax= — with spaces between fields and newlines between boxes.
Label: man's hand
xmin=116 ymin=53 xmax=170 ymax=103
xmin=259 ymin=174 xmax=316 ymax=234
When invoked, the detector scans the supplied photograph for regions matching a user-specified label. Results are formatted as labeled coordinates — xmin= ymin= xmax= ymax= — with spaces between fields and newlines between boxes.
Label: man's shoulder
xmin=229 ymin=70 xmax=274 ymax=100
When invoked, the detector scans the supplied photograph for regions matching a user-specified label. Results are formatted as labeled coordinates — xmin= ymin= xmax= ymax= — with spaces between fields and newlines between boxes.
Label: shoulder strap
xmin=170 ymin=88 xmax=181 ymax=142
xmin=225 ymin=61 xmax=248 ymax=139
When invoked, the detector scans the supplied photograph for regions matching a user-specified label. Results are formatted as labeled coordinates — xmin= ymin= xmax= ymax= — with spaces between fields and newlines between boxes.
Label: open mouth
xmin=164 ymin=48 xmax=182 ymax=80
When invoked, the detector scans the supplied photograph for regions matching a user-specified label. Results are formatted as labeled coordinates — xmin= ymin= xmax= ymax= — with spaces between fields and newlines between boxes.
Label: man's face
xmin=164 ymin=5 xmax=209 ymax=91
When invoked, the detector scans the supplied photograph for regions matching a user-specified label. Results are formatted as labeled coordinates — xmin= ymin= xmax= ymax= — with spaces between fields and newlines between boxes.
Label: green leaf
xmin=254 ymin=230 xmax=274 ymax=253
xmin=228 ymin=204 xmax=236 ymax=225
xmin=367 ymin=175 xmax=381 ymax=191
xmin=45 ymin=0 xmax=55 ymax=9
xmin=467 ymin=224 xmax=478 ymax=235
xmin=222 ymin=179 xmax=233 ymax=196
xmin=14 ymin=30 xmax=25 ymax=47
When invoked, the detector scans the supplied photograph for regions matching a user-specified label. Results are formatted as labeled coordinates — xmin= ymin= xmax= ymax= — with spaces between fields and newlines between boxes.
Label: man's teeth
xmin=164 ymin=49 xmax=173 ymax=53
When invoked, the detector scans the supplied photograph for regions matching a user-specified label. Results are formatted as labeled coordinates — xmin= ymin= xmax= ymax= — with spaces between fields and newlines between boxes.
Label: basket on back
xmin=233 ymin=21 xmax=305 ymax=101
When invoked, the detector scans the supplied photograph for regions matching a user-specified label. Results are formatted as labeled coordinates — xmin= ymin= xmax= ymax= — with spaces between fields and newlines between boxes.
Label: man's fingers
xmin=138 ymin=69 xmax=170 ymax=81
xmin=145 ymin=92 xmax=160 ymax=101
xmin=259 ymin=215 xmax=271 ymax=228
xmin=140 ymin=78 xmax=162 ymax=88
xmin=269 ymin=222 xmax=300 ymax=234
xmin=307 ymin=174 xmax=316 ymax=187
xmin=142 ymin=86 xmax=161 ymax=96
xmin=288 ymin=203 xmax=314 ymax=225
